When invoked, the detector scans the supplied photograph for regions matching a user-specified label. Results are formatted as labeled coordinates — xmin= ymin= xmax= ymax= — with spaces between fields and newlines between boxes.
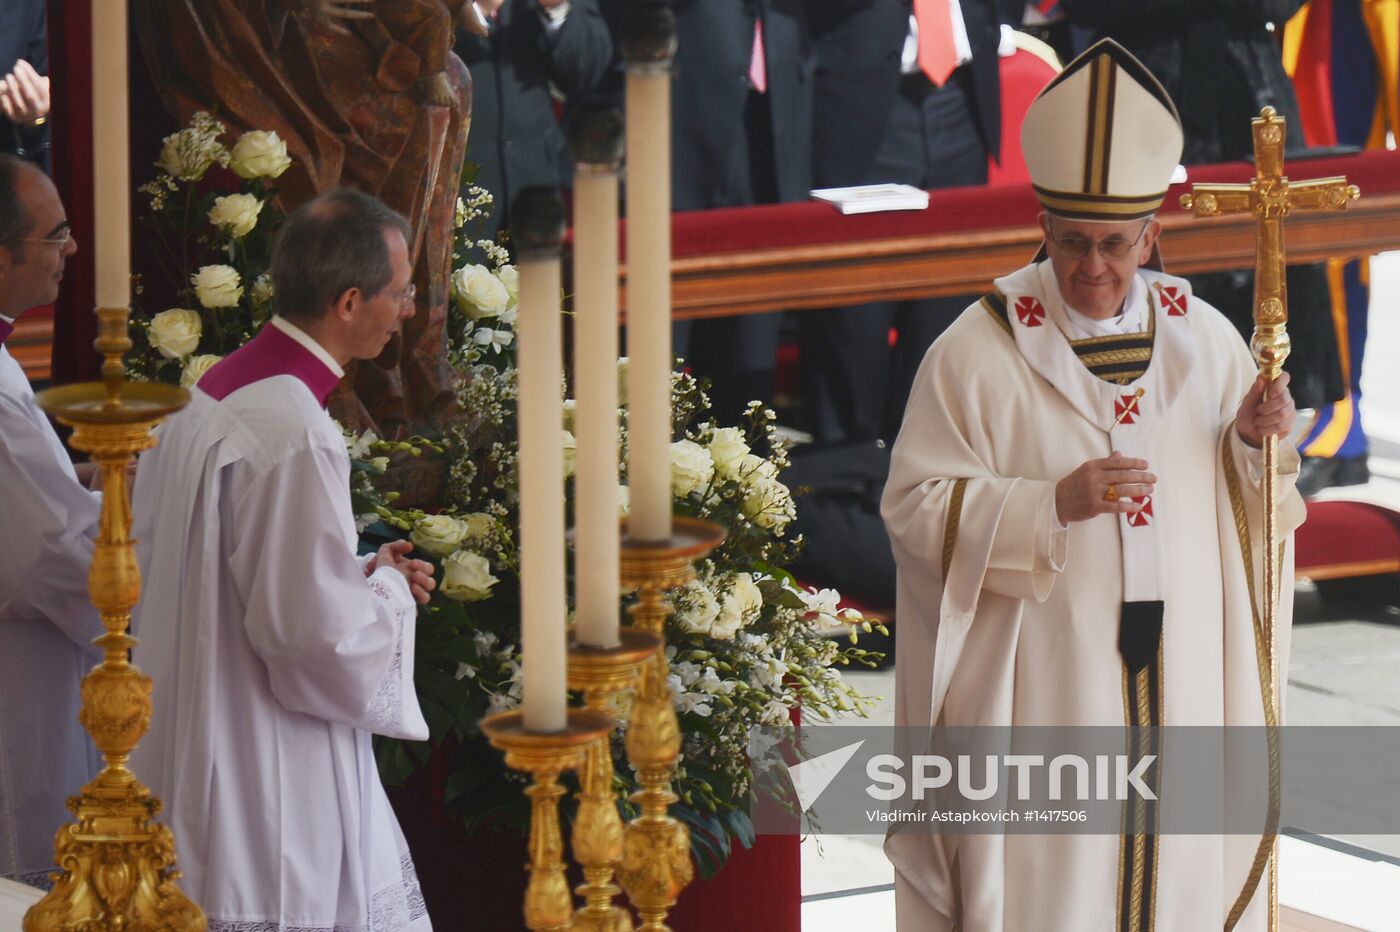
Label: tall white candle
xmin=625 ymin=68 xmax=673 ymax=542
xmin=518 ymin=245 xmax=567 ymax=732
xmin=92 ymin=0 xmax=131 ymax=309
xmin=572 ymin=164 xmax=622 ymax=649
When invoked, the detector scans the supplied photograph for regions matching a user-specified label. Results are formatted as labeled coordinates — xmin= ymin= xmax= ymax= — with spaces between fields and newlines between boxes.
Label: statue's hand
xmin=305 ymin=0 xmax=374 ymax=36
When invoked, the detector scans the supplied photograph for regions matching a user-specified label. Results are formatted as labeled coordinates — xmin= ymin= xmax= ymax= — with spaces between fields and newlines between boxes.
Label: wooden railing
xmin=22 ymin=151 xmax=1400 ymax=382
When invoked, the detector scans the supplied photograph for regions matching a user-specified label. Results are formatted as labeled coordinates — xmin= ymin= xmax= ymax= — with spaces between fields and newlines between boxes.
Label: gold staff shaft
xmin=1182 ymin=106 xmax=1359 ymax=932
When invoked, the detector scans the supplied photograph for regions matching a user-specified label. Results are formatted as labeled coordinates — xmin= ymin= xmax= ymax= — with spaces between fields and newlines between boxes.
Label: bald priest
xmin=881 ymin=40 xmax=1305 ymax=932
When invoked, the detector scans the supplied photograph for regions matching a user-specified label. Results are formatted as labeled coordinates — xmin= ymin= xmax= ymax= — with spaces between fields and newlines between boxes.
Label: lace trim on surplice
xmin=363 ymin=575 xmax=410 ymax=735
xmin=204 ymin=854 xmax=429 ymax=932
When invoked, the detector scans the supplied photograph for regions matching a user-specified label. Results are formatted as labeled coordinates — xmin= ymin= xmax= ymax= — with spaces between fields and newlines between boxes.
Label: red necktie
xmin=913 ymin=0 xmax=958 ymax=86
xmin=748 ymin=19 xmax=768 ymax=94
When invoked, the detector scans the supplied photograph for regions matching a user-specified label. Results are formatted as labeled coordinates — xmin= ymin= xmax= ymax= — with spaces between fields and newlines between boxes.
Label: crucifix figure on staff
xmin=1182 ymin=105 xmax=1360 ymax=932
xmin=881 ymin=39 xmax=1310 ymax=931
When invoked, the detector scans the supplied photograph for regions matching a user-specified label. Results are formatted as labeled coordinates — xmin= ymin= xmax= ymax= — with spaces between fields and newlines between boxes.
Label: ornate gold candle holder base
xmin=567 ymin=630 xmax=664 ymax=932
xmin=615 ymin=517 xmax=725 ymax=932
xmin=26 ymin=375 xmax=200 ymax=931
xmin=481 ymin=708 xmax=614 ymax=932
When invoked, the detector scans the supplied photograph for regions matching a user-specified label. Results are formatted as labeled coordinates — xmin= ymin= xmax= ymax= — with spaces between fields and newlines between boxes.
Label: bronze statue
xmin=135 ymin=0 xmax=474 ymax=437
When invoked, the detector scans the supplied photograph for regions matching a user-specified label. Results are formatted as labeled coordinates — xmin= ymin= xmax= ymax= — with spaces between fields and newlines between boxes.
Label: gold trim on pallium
xmin=1077 ymin=347 xmax=1153 ymax=368
xmin=1115 ymin=650 xmax=1162 ymax=932
xmin=1221 ymin=431 xmax=1283 ymax=932
xmin=942 ymin=478 xmax=968 ymax=580
xmin=981 ymin=292 xmax=1013 ymax=336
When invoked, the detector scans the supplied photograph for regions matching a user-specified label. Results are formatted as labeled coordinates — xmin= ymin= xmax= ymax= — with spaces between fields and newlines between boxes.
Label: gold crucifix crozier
xmin=1180 ymin=105 xmax=1359 ymax=932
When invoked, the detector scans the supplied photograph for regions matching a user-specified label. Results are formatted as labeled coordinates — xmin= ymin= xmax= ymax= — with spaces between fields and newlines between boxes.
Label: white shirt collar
xmin=0 ymin=313 xmax=14 ymax=325
xmin=1062 ymin=275 xmax=1148 ymax=340
xmin=270 ymin=315 xmax=345 ymax=378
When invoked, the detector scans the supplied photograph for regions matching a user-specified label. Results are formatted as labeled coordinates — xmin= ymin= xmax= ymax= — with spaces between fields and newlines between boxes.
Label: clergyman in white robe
xmin=0 ymin=316 xmax=103 ymax=889
xmin=881 ymin=261 xmax=1305 ymax=931
xmin=131 ymin=315 xmax=431 ymax=931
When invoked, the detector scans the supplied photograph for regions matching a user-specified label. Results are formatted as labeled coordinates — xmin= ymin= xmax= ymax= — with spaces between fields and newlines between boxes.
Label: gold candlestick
xmin=25 ymin=307 xmax=202 ymax=931
xmin=481 ymin=708 xmax=614 ymax=932
xmin=616 ymin=516 xmax=725 ymax=932
xmin=567 ymin=629 xmax=663 ymax=932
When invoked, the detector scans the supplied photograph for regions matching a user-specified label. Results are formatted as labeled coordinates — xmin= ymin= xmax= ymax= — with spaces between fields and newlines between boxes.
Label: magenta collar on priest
xmin=198 ymin=316 xmax=343 ymax=407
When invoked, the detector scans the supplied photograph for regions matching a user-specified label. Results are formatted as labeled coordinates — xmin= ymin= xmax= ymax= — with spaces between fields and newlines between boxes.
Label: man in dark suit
xmin=454 ymin=0 xmax=614 ymax=236
xmin=0 ymin=0 xmax=50 ymax=167
xmin=803 ymin=0 xmax=1002 ymax=444
xmin=673 ymin=1 xmax=815 ymax=423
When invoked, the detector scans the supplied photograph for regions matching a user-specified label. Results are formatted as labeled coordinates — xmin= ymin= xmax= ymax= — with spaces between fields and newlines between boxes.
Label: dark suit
xmin=0 ymin=0 xmax=49 ymax=165
xmin=803 ymin=0 xmax=1002 ymax=443
xmin=454 ymin=0 xmax=614 ymax=235
xmin=672 ymin=0 xmax=814 ymax=422
xmin=668 ymin=0 xmax=814 ymax=211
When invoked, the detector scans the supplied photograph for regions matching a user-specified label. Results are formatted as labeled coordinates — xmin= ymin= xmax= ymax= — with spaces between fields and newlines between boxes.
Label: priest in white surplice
xmin=882 ymin=41 xmax=1306 ymax=932
xmin=132 ymin=189 xmax=437 ymax=931
xmin=0 ymin=154 xmax=101 ymax=890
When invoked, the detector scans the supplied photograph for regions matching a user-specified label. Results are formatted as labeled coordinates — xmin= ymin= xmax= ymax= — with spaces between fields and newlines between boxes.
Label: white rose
xmin=617 ymin=484 xmax=630 ymax=519
xmin=441 ymin=550 xmax=499 ymax=602
xmin=562 ymin=430 xmax=577 ymax=479
xmin=562 ymin=398 xmax=576 ymax=433
xmin=179 ymin=353 xmax=222 ymax=387
xmin=410 ymin=515 xmax=470 ymax=557
xmin=712 ymin=573 xmax=763 ymax=640
xmin=735 ymin=452 xmax=779 ymax=489
xmin=230 ymin=130 xmax=292 ymax=180
xmin=368 ymin=456 xmax=390 ymax=473
xmin=207 ymin=193 xmax=263 ymax=238
xmin=669 ymin=439 xmax=714 ymax=499
xmin=496 ymin=264 xmax=519 ymax=301
xmin=191 ymin=265 xmax=243 ymax=309
xmin=451 ymin=263 xmax=511 ymax=319
xmin=148 ymin=309 xmax=203 ymax=359
xmin=674 ymin=581 xmax=720 ymax=636
xmin=742 ymin=476 xmax=795 ymax=533
xmin=707 ymin=427 xmax=750 ymax=480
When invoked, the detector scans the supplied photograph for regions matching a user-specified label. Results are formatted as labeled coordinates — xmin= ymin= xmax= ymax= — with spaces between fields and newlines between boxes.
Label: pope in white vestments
xmin=132 ymin=190 xmax=436 ymax=931
xmin=881 ymin=41 xmax=1306 ymax=932
xmin=0 ymin=156 xmax=102 ymax=889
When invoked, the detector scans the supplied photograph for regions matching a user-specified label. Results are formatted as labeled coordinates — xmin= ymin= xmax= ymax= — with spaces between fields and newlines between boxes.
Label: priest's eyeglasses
xmin=17 ymin=226 xmax=74 ymax=249
xmin=1047 ymin=219 xmax=1151 ymax=261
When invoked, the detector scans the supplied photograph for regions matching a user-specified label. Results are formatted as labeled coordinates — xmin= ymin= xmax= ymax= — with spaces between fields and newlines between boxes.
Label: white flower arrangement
xmin=131 ymin=118 xmax=884 ymax=876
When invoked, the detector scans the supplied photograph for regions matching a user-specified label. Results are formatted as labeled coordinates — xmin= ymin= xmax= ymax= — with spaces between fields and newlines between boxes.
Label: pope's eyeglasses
xmin=1047 ymin=219 xmax=1151 ymax=261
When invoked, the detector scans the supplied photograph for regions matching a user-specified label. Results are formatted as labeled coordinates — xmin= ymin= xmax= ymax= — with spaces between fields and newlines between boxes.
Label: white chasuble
xmin=131 ymin=322 xmax=431 ymax=931
xmin=0 ymin=342 xmax=103 ymax=888
xmin=881 ymin=262 xmax=1305 ymax=932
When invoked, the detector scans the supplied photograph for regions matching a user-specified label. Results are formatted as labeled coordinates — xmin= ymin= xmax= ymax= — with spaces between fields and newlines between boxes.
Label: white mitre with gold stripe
xmin=1023 ymin=38 xmax=1183 ymax=221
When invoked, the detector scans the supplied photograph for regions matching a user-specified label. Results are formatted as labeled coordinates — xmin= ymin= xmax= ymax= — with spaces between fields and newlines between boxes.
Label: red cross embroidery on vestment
xmin=1160 ymin=285 xmax=1187 ymax=317
xmin=1114 ymin=393 xmax=1141 ymax=424
xmin=1127 ymin=495 xmax=1153 ymax=527
xmin=1014 ymin=296 xmax=1045 ymax=327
